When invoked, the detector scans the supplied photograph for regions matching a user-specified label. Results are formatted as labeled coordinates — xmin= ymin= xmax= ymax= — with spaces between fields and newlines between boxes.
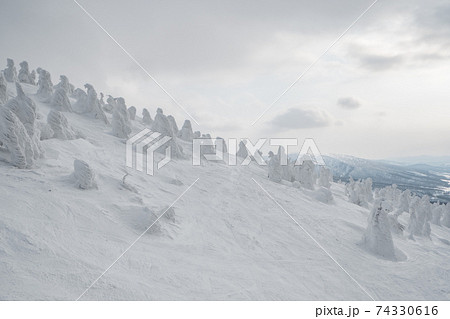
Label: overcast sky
xmin=1 ymin=0 xmax=449 ymax=159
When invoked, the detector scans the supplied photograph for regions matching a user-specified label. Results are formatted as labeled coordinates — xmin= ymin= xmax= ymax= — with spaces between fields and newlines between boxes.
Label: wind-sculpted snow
xmin=51 ymin=88 xmax=73 ymax=112
xmin=18 ymin=61 xmax=34 ymax=85
xmin=112 ymin=97 xmax=132 ymax=138
xmin=178 ymin=120 xmax=194 ymax=142
xmin=47 ymin=110 xmax=79 ymax=140
xmin=3 ymin=58 xmax=17 ymax=82
xmin=54 ymin=75 xmax=74 ymax=95
xmin=36 ymin=68 xmax=53 ymax=101
xmin=73 ymin=159 xmax=97 ymax=189
xmin=127 ymin=106 xmax=136 ymax=120
xmin=37 ymin=121 xmax=54 ymax=140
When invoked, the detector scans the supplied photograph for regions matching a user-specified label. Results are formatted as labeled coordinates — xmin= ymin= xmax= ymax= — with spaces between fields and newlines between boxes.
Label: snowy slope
xmin=1 ymin=83 xmax=450 ymax=301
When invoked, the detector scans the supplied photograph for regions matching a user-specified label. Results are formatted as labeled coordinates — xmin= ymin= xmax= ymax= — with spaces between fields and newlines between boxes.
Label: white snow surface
xmin=1 ymin=83 xmax=450 ymax=301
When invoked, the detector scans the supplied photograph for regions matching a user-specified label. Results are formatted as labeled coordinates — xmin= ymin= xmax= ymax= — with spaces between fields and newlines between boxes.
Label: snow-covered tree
xmin=47 ymin=110 xmax=79 ymax=140
xmin=54 ymin=75 xmax=74 ymax=95
xmin=30 ymin=70 xmax=36 ymax=85
xmin=37 ymin=121 xmax=54 ymax=140
xmin=142 ymin=108 xmax=152 ymax=125
xmin=237 ymin=140 xmax=248 ymax=158
xmin=51 ymin=88 xmax=73 ymax=112
xmin=3 ymin=58 xmax=17 ymax=82
xmin=73 ymin=159 xmax=97 ymax=189
xmin=268 ymin=151 xmax=282 ymax=183
xmin=112 ymin=97 xmax=132 ymax=138
xmin=128 ymin=106 xmax=136 ymax=120
xmin=74 ymin=84 xmax=109 ymax=124
xmin=408 ymin=196 xmax=432 ymax=239
xmin=294 ymin=159 xmax=316 ymax=190
xmin=178 ymin=120 xmax=194 ymax=142
xmin=103 ymin=95 xmax=115 ymax=114
xmin=18 ymin=61 xmax=34 ymax=84
xmin=0 ymin=83 xmax=43 ymax=168
xmin=194 ymin=131 xmax=201 ymax=138
xmin=36 ymin=68 xmax=53 ymax=101
xmin=151 ymin=108 xmax=183 ymax=158
xmin=167 ymin=115 xmax=179 ymax=136
xmin=431 ymin=202 xmax=443 ymax=226
xmin=442 ymin=204 xmax=450 ymax=228
xmin=345 ymin=178 xmax=373 ymax=207
xmin=362 ymin=200 xmax=397 ymax=260
xmin=318 ymin=166 xmax=332 ymax=189
xmin=0 ymin=72 xmax=8 ymax=104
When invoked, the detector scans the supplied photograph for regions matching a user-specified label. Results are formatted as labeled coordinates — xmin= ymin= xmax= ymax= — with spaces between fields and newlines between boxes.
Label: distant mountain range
xmin=322 ymin=154 xmax=450 ymax=203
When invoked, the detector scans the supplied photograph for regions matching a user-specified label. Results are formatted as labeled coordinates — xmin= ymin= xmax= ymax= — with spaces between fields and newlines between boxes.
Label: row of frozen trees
xmin=346 ymin=178 xmax=450 ymax=260
xmin=0 ymin=58 xmax=209 ymax=171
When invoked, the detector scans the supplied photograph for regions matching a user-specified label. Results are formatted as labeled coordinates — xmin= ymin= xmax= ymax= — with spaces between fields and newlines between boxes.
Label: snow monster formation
xmin=51 ymin=88 xmax=73 ymax=112
xmin=142 ymin=108 xmax=152 ymax=125
xmin=112 ymin=97 xmax=132 ymax=138
xmin=18 ymin=61 xmax=34 ymax=84
xmin=74 ymin=84 xmax=109 ymax=124
xmin=36 ymin=68 xmax=53 ymax=101
xmin=151 ymin=108 xmax=183 ymax=158
xmin=47 ymin=110 xmax=79 ymax=140
xmin=3 ymin=58 xmax=17 ymax=82
xmin=54 ymin=75 xmax=74 ymax=95
xmin=178 ymin=120 xmax=194 ymax=142
xmin=73 ymin=159 xmax=97 ymax=189
xmin=0 ymin=83 xmax=43 ymax=168
xmin=127 ymin=106 xmax=136 ymax=120
xmin=0 ymin=72 xmax=8 ymax=104
xmin=362 ymin=200 xmax=397 ymax=260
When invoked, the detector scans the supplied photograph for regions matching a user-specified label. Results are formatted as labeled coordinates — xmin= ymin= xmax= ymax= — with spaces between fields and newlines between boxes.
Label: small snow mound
xmin=73 ymin=159 xmax=97 ymax=189
xmin=161 ymin=206 xmax=176 ymax=222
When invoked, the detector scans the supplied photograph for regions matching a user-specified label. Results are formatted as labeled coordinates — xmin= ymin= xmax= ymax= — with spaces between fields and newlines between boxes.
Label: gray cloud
xmin=357 ymin=54 xmax=404 ymax=71
xmin=270 ymin=108 xmax=332 ymax=130
xmin=337 ymin=97 xmax=361 ymax=109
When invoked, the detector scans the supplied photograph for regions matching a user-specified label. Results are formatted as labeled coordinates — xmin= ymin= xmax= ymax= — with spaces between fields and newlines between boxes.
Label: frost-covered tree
xmin=74 ymin=84 xmax=109 ymax=124
xmin=178 ymin=120 xmax=194 ymax=142
xmin=277 ymin=146 xmax=294 ymax=182
xmin=0 ymin=83 xmax=43 ymax=168
xmin=51 ymin=88 xmax=73 ymax=112
xmin=3 ymin=58 xmax=17 ymax=82
xmin=18 ymin=61 xmax=34 ymax=84
xmin=294 ymin=159 xmax=316 ymax=190
xmin=142 ymin=108 xmax=152 ymax=125
xmin=442 ymin=204 xmax=450 ymax=228
xmin=362 ymin=200 xmax=397 ymax=260
xmin=151 ymin=108 xmax=183 ymax=158
xmin=431 ymin=202 xmax=443 ymax=226
xmin=268 ymin=151 xmax=282 ymax=183
xmin=237 ymin=140 xmax=248 ymax=158
xmin=194 ymin=131 xmax=201 ymax=138
xmin=345 ymin=178 xmax=373 ymax=207
xmin=47 ymin=110 xmax=79 ymax=140
xmin=128 ymin=106 xmax=136 ymax=120
xmin=54 ymin=75 xmax=74 ymax=95
xmin=73 ymin=159 xmax=97 ymax=189
xmin=167 ymin=115 xmax=179 ymax=136
xmin=112 ymin=97 xmax=132 ymax=138
xmin=0 ymin=72 xmax=8 ymax=104
xmin=0 ymin=108 xmax=36 ymax=168
xmin=318 ymin=166 xmax=332 ymax=189
xmin=103 ymin=95 xmax=115 ymax=114
xmin=37 ymin=121 xmax=54 ymax=140
xmin=408 ymin=196 xmax=432 ymax=239
xmin=36 ymin=68 xmax=53 ymax=101
xmin=30 ymin=70 xmax=36 ymax=85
